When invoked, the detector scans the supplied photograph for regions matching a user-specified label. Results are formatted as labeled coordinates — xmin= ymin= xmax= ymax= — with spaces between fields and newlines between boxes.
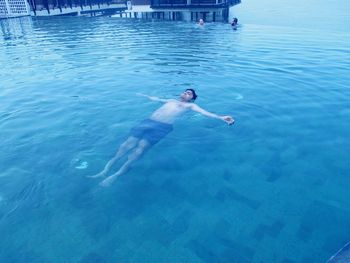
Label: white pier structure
xmin=0 ymin=0 xmax=30 ymax=18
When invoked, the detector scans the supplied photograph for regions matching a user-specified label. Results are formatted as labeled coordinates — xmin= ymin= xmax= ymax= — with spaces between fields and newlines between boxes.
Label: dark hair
xmin=186 ymin=89 xmax=197 ymax=101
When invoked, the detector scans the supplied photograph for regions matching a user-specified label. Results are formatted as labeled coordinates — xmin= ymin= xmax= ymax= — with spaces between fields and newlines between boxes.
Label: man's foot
xmin=99 ymin=175 xmax=117 ymax=187
xmin=87 ymin=170 xmax=107 ymax=179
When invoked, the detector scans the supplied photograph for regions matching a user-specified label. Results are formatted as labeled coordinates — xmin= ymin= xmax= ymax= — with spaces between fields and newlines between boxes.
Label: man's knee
xmin=128 ymin=147 xmax=143 ymax=160
xmin=120 ymin=137 xmax=138 ymax=150
xmin=138 ymin=139 xmax=150 ymax=149
xmin=134 ymin=147 xmax=145 ymax=156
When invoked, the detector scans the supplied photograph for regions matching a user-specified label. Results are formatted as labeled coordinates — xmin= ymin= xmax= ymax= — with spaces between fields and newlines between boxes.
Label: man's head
xmin=199 ymin=19 xmax=204 ymax=25
xmin=180 ymin=89 xmax=197 ymax=102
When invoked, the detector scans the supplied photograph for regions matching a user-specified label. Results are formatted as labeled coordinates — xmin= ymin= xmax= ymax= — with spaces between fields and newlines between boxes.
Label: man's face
xmin=180 ymin=90 xmax=194 ymax=102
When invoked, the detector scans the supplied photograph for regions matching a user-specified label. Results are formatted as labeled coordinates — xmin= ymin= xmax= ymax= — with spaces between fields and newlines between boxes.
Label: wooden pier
xmin=28 ymin=0 xmax=127 ymax=16
xmin=0 ymin=0 xmax=30 ymax=18
xmin=1 ymin=0 xmax=240 ymax=21
xmin=127 ymin=0 xmax=241 ymax=22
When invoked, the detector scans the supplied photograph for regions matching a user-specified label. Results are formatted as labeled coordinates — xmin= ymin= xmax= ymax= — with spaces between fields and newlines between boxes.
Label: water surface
xmin=1 ymin=6 xmax=350 ymax=263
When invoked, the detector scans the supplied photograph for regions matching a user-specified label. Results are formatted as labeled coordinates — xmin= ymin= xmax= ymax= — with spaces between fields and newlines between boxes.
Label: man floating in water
xmin=89 ymin=89 xmax=234 ymax=187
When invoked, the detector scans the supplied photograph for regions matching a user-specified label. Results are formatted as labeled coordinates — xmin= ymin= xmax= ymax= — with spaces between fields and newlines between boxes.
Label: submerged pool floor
xmin=0 ymin=15 xmax=350 ymax=262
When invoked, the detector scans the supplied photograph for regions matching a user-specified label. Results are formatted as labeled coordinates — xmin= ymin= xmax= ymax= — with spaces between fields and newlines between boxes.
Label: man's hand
xmin=221 ymin=115 xmax=235 ymax=125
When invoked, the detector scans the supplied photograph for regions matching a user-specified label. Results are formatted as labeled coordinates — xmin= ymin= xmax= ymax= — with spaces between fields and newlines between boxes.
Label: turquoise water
xmin=1 ymin=5 xmax=350 ymax=263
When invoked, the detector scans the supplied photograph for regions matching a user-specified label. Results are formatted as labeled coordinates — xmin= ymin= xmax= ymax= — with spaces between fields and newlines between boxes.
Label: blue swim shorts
xmin=130 ymin=119 xmax=173 ymax=145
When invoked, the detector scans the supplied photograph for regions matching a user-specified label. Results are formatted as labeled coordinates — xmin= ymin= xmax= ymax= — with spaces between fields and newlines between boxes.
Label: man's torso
xmin=149 ymin=100 xmax=192 ymax=124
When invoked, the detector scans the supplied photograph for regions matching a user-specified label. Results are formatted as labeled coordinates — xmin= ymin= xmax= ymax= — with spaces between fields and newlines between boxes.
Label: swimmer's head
xmin=198 ymin=19 xmax=204 ymax=25
xmin=181 ymin=89 xmax=197 ymax=102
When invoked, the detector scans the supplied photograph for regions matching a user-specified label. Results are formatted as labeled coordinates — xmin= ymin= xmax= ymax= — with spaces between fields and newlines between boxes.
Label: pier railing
xmin=0 ymin=0 xmax=30 ymax=18
xmin=29 ymin=0 xmax=126 ymax=15
xmin=150 ymin=0 xmax=240 ymax=8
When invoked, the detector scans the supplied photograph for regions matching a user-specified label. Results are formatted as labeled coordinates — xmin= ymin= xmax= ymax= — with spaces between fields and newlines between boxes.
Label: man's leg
xmin=88 ymin=136 xmax=139 ymax=178
xmin=99 ymin=139 xmax=151 ymax=187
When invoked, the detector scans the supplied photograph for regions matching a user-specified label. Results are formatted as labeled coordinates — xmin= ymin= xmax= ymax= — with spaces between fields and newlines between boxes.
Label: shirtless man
xmin=90 ymin=89 xmax=234 ymax=187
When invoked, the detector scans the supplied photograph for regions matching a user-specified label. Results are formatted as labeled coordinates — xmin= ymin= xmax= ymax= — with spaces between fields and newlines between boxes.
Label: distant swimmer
xmin=198 ymin=18 xmax=205 ymax=26
xmin=231 ymin=17 xmax=238 ymax=29
xmin=89 ymin=89 xmax=235 ymax=187
xmin=231 ymin=17 xmax=238 ymax=26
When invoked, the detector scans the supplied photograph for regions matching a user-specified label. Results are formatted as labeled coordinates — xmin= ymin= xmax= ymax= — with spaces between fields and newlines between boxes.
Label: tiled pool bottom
xmin=2 ymin=135 xmax=349 ymax=262
xmin=1 ymin=16 xmax=350 ymax=262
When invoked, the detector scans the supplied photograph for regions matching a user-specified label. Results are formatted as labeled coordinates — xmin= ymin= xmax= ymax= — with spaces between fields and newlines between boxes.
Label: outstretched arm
xmin=190 ymin=104 xmax=235 ymax=125
xmin=136 ymin=93 xmax=170 ymax=103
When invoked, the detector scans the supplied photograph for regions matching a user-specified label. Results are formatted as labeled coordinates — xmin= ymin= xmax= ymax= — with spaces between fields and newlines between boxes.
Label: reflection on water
xmin=0 ymin=16 xmax=33 ymax=41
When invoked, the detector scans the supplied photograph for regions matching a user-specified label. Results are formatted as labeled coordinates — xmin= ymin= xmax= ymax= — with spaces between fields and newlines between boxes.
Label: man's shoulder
xmin=188 ymin=102 xmax=198 ymax=108
xmin=162 ymin=99 xmax=176 ymax=104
